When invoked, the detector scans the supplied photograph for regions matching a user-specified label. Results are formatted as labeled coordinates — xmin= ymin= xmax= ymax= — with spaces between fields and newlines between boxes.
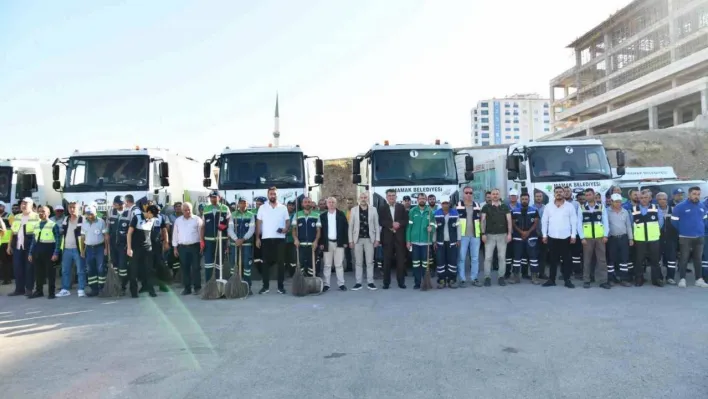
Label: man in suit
xmin=318 ymin=197 xmax=349 ymax=292
xmin=378 ymin=189 xmax=408 ymax=289
xmin=348 ymin=191 xmax=380 ymax=291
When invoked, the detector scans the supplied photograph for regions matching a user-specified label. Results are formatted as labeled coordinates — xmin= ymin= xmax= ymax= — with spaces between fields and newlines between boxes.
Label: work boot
xmin=483 ymin=277 xmax=491 ymax=287
xmin=531 ymin=273 xmax=540 ymax=285
xmin=437 ymin=281 xmax=446 ymax=289
xmin=635 ymin=275 xmax=644 ymax=287
xmin=458 ymin=281 xmax=466 ymax=288
xmin=599 ymin=282 xmax=611 ymax=289
xmin=29 ymin=290 xmax=43 ymax=299
xmin=652 ymin=280 xmax=665 ymax=287
xmin=619 ymin=280 xmax=633 ymax=287
xmin=448 ymin=281 xmax=458 ymax=289
xmin=498 ymin=277 xmax=507 ymax=286
xmin=513 ymin=274 xmax=521 ymax=284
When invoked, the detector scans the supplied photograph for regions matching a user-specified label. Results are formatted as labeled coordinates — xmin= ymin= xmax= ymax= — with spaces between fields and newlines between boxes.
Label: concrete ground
xmin=0 ymin=272 xmax=706 ymax=399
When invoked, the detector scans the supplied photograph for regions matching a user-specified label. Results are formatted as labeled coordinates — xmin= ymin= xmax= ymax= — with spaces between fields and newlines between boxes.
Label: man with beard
xmin=285 ymin=200 xmax=297 ymax=277
xmin=632 ymin=191 xmax=664 ymax=287
xmin=293 ymin=196 xmax=321 ymax=278
xmin=533 ymin=190 xmax=548 ymax=280
xmin=28 ymin=206 xmax=61 ymax=298
xmin=541 ymin=186 xmax=577 ymax=288
xmin=255 ymin=187 xmax=290 ymax=294
xmin=505 ymin=189 xmax=520 ymax=279
xmin=578 ymin=188 xmax=610 ymax=289
xmin=511 ymin=192 xmax=539 ymax=284
xmin=228 ymin=197 xmax=255 ymax=294
xmin=379 ymin=189 xmax=408 ymax=289
xmin=672 ymin=186 xmax=708 ymax=288
xmin=434 ymin=200 xmax=460 ymax=288
xmin=407 ymin=193 xmax=435 ymax=289
xmin=202 ymin=191 xmax=230 ymax=284
xmin=348 ymin=192 xmax=379 ymax=290
xmin=657 ymin=193 xmax=678 ymax=285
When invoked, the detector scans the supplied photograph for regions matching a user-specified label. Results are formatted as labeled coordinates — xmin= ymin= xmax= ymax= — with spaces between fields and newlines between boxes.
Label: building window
xmin=481 ymin=133 xmax=489 ymax=138
xmin=481 ymin=110 xmax=489 ymax=115
xmin=481 ymin=117 xmax=489 ymax=123
xmin=513 ymin=119 xmax=519 ymax=124
xmin=504 ymin=103 xmax=510 ymax=107
xmin=505 ymin=128 xmax=511 ymax=131
xmin=543 ymin=111 xmax=549 ymax=115
xmin=514 ymin=128 xmax=520 ymax=131
xmin=513 ymin=111 xmax=518 ymax=115
xmin=543 ymin=120 xmax=549 ymax=124
xmin=544 ymin=128 xmax=550 ymax=132
xmin=523 ymin=110 xmax=527 ymax=114
xmin=513 ymin=103 xmax=519 ymax=107
xmin=474 ymin=139 xmax=478 ymax=144
xmin=481 ymin=125 xmax=489 ymax=131
xmin=473 ymin=109 xmax=477 ymax=114
xmin=504 ymin=111 xmax=510 ymax=115
xmin=543 ymin=103 xmax=549 ymax=108
xmin=514 ymin=135 xmax=520 ymax=139
xmin=480 ymin=102 xmax=488 ymax=107
xmin=505 ymin=119 xmax=511 ymax=124
xmin=474 ymin=117 xmax=478 ymax=122
xmin=505 ymin=136 xmax=511 ymax=140
xmin=482 ymin=141 xmax=489 ymax=146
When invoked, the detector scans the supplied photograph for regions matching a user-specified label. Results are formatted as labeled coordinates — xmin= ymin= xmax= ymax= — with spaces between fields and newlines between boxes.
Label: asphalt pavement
xmin=0 ymin=273 xmax=706 ymax=399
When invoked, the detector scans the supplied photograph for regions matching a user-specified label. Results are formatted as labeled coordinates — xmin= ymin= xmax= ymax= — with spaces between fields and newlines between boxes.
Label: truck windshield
xmin=529 ymin=145 xmax=612 ymax=182
xmin=64 ymin=156 xmax=150 ymax=192
xmin=642 ymin=182 xmax=708 ymax=200
xmin=372 ymin=149 xmax=457 ymax=185
xmin=219 ymin=152 xmax=304 ymax=189
xmin=0 ymin=166 xmax=11 ymax=204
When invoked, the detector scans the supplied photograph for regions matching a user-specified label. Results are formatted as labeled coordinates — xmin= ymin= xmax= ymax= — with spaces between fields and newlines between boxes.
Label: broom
xmin=100 ymin=261 xmax=123 ymax=298
xmin=225 ymin=246 xmax=249 ymax=299
xmin=202 ymin=231 xmax=224 ymax=300
xmin=421 ymin=229 xmax=433 ymax=291
xmin=291 ymin=245 xmax=306 ymax=296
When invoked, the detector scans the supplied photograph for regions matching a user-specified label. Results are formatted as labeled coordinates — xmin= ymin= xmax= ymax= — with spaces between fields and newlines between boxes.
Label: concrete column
xmin=587 ymin=127 xmax=595 ymax=136
xmin=606 ymin=104 xmax=613 ymax=113
xmin=701 ymin=88 xmax=708 ymax=115
xmin=564 ymin=86 xmax=569 ymax=97
xmin=648 ymin=106 xmax=659 ymax=129
xmin=575 ymin=50 xmax=582 ymax=102
xmin=668 ymin=0 xmax=677 ymax=61
xmin=693 ymin=108 xmax=700 ymax=120
xmin=673 ymin=107 xmax=682 ymax=126
xmin=672 ymin=79 xmax=678 ymax=88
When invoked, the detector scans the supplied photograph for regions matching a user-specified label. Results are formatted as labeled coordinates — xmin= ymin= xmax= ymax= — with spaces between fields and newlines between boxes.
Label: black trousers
xmin=34 ymin=248 xmax=56 ymax=294
xmin=177 ymin=244 xmax=201 ymax=291
xmin=536 ymin=238 xmax=548 ymax=277
xmin=571 ymin=236 xmax=583 ymax=276
xmin=382 ymin=231 xmax=406 ymax=286
xmin=261 ymin=238 xmax=285 ymax=290
xmin=129 ymin=247 xmax=154 ymax=295
xmin=548 ymin=237 xmax=572 ymax=281
xmin=152 ymin=245 xmax=171 ymax=288
xmin=285 ymin=242 xmax=297 ymax=277
xmin=634 ymin=240 xmax=662 ymax=282
xmin=0 ymin=243 xmax=12 ymax=283
xmin=678 ymin=237 xmax=703 ymax=280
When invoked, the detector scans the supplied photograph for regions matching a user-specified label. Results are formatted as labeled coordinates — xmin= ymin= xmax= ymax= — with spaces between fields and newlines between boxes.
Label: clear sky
xmin=1 ymin=0 xmax=630 ymax=161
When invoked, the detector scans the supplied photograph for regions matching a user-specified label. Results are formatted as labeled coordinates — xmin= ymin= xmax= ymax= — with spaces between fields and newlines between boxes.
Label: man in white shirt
xmin=541 ymin=186 xmax=578 ymax=288
xmin=172 ymin=202 xmax=204 ymax=295
xmin=256 ymin=187 xmax=290 ymax=295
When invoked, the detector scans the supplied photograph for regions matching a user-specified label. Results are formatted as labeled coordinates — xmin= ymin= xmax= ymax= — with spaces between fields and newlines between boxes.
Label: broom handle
xmin=217 ymin=230 xmax=222 ymax=280
xmin=238 ymin=244 xmax=242 ymax=277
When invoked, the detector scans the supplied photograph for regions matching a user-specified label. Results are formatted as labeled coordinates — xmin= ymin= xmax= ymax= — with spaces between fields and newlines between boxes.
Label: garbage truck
xmin=0 ymin=158 xmax=62 ymax=207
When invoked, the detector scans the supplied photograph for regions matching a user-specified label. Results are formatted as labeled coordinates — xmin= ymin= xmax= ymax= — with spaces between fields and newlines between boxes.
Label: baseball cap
xmin=402 ymin=195 xmax=411 ymax=201
xmin=611 ymin=193 xmax=623 ymax=202
xmin=237 ymin=197 xmax=247 ymax=203
xmin=22 ymin=197 xmax=33 ymax=204
xmin=672 ymin=188 xmax=684 ymax=195
xmin=509 ymin=189 xmax=519 ymax=196
xmin=113 ymin=195 xmax=124 ymax=204
xmin=255 ymin=196 xmax=266 ymax=203
xmin=441 ymin=199 xmax=450 ymax=203
xmin=54 ymin=205 xmax=64 ymax=211
xmin=0 ymin=201 xmax=5 ymax=208
xmin=85 ymin=206 xmax=97 ymax=214
xmin=208 ymin=190 xmax=220 ymax=197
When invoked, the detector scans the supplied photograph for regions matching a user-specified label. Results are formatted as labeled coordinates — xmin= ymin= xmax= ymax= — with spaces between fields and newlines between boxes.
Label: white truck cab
xmin=202 ymin=145 xmax=324 ymax=207
xmin=614 ymin=167 xmax=708 ymax=201
xmin=0 ymin=158 xmax=61 ymax=207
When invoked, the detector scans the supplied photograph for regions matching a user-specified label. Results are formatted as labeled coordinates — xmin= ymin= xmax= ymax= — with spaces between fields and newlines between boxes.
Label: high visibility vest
xmin=10 ymin=212 xmax=40 ymax=235
xmin=36 ymin=220 xmax=57 ymax=243
xmin=456 ymin=201 xmax=481 ymax=238
xmin=632 ymin=204 xmax=661 ymax=242
xmin=0 ymin=212 xmax=11 ymax=244
xmin=582 ymin=203 xmax=605 ymax=239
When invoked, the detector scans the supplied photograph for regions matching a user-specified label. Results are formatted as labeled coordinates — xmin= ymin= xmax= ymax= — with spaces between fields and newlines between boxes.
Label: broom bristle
xmin=225 ymin=270 xmax=249 ymax=299
xmin=201 ymin=271 xmax=221 ymax=300
xmin=291 ymin=266 xmax=307 ymax=297
xmin=99 ymin=265 xmax=123 ymax=298
xmin=421 ymin=268 xmax=433 ymax=291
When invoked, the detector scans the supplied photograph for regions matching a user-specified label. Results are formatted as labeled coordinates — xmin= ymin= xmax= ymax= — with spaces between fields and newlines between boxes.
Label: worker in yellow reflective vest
xmin=7 ymin=198 xmax=40 ymax=296
xmin=631 ymin=191 xmax=664 ymax=287
xmin=0 ymin=201 xmax=13 ymax=285
xmin=456 ymin=186 xmax=483 ymax=287
xmin=577 ymin=188 xmax=610 ymax=289
xmin=28 ymin=206 xmax=61 ymax=298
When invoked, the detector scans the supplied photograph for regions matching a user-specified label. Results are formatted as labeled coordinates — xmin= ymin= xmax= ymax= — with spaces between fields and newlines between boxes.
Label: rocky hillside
xmin=322 ymin=158 xmax=357 ymax=210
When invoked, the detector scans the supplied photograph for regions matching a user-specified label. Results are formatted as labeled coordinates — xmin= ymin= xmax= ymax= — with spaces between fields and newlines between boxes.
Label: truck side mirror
xmin=464 ymin=171 xmax=474 ymax=181
xmin=352 ymin=158 xmax=360 ymax=175
xmin=203 ymin=178 xmax=212 ymax=188
xmin=465 ymin=155 xmax=474 ymax=172
xmin=159 ymin=162 xmax=169 ymax=178
xmin=508 ymin=171 xmax=519 ymax=180
xmin=52 ymin=181 xmax=61 ymax=191
xmin=315 ymin=159 xmax=324 ymax=176
xmin=160 ymin=177 xmax=170 ymax=187
xmin=616 ymin=151 xmax=626 ymax=176
xmin=506 ymin=155 xmax=520 ymax=173
xmin=353 ymin=174 xmax=362 ymax=184
xmin=518 ymin=164 xmax=527 ymax=180
xmin=52 ymin=164 xmax=60 ymax=181
xmin=314 ymin=175 xmax=324 ymax=185
xmin=203 ymin=162 xmax=211 ymax=179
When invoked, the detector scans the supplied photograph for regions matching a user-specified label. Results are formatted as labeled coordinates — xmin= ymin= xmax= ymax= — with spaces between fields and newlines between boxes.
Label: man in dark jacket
xmin=379 ymin=189 xmax=408 ymax=289
xmin=319 ymin=197 xmax=348 ymax=292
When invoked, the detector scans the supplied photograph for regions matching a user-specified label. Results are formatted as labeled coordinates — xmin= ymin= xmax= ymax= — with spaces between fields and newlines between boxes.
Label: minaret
xmin=273 ymin=93 xmax=280 ymax=147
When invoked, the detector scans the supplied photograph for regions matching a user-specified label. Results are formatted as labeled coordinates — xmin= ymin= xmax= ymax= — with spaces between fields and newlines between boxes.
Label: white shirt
xmin=541 ymin=200 xmax=578 ymax=239
xmin=327 ymin=211 xmax=337 ymax=240
xmin=389 ymin=204 xmax=395 ymax=221
xmin=257 ymin=202 xmax=289 ymax=239
xmin=17 ymin=215 xmax=30 ymax=250
xmin=64 ymin=218 xmax=79 ymax=249
xmin=172 ymin=215 xmax=203 ymax=246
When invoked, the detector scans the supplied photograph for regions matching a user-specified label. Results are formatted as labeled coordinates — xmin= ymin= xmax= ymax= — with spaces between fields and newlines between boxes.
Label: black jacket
xmin=319 ymin=210 xmax=348 ymax=251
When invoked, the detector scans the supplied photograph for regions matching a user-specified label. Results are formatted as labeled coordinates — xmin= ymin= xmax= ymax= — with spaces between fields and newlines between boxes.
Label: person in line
xmin=125 ymin=195 xmax=139 ymax=220
xmin=108 ymin=196 xmax=131 ymax=293
xmin=202 ymin=191 xmax=230 ymax=284
xmin=228 ymin=197 xmax=255 ymax=294
xmin=28 ymin=206 xmax=61 ymax=298
xmin=578 ymin=188 xmax=610 ymax=289
xmin=669 ymin=188 xmax=684 ymax=207
xmin=511 ymin=192 xmax=539 ymax=284
xmin=379 ymin=189 xmax=408 ymax=289
xmin=285 ymin=200 xmax=298 ymax=277
xmin=656 ymin=193 xmax=679 ymax=285
xmin=631 ymin=191 xmax=664 ymax=287
xmin=434 ymin=199 xmax=460 ymax=289
xmin=7 ymin=198 xmax=40 ymax=297
xmin=533 ymin=190 xmax=549 ymax=280
xmin=407 ymin=193 xmax=435 ymax=289
xmin=402 ymin=196 xmax=412 ymax=212
xmin=172 ymin=202 xmax=204 ymax=295
xmin=348 ymin=191 xmax=379 ymax=291
xmin=0 ymin=201 xmax=13 ymax=285
xmin=505 ymin=189 xmax=520 ymax=279
xmin=541 ymin=186 xmax=577 ymax=288
xmin=165 ymin=201 xmax=182 ymax=280
xmin=671 ymin=186 xmax=708 ymax=288
xmin=292 ymin=196 xmax=320 ymax=278
xmin=252 ymin=196 xmax=266 ymax=276
xmin=426 ymin=194 xmax=439 ymax=276
xmin=58 ymin=202 xmax=85 ymax=297
xmin=457 ymin=186 xmax=482 ymax=287
xmin=127 ymin=204 xmax=160 ymax=298
xmin=606 ymin=194 xmax=633 ymax=287
xmin=481 ymin=188 xmax=512 ymax=287
xmin=80 ymin=206 xmax=109 ymax=296
xmin=149 ymin=203 xmax=171 ymax=292
xmin=255 ymin=187 xmax=290 ymax=294
xmin=50 ymin=205 xmax=65 ymax=224
xmin=319 ymin=197 xmax=348 ymax=292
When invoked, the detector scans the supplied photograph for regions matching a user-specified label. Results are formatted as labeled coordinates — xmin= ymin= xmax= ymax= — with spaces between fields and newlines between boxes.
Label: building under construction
xmin=548 ymin=0 xmax=708 ymax=138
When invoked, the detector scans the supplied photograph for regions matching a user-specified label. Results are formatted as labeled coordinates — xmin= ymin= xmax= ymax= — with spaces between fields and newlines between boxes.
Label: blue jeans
xmin=85 ymin=244 xmax=106 ymax=291
xmin=458 ymin=236 xmax=481 ymax=281
xmin=13 ymin=247 xmax=33 ymax=293
xmin=61 ymin=248 xmax=85 ymax=290
xmin=229 ymin=244 xmax=253 ymax=286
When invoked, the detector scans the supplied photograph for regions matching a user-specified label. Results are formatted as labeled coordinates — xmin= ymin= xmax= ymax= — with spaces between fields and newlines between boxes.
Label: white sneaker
xmin=56 ymin=289 xmax=71 ymax=297
xmin=678 ymin=278 xmax=687 ymax=288
xmin=695 ymin=278 xmax=708 ymax=288
xmin=78 ymin=290 xmax=86 ymax=297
